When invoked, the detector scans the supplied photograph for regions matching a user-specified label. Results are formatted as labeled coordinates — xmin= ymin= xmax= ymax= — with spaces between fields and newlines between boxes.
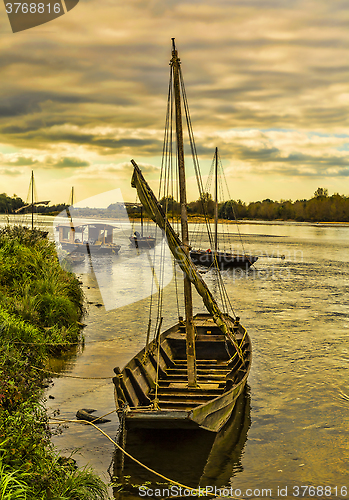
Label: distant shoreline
xmin=3 ymin=213 xmax=349 ymax=227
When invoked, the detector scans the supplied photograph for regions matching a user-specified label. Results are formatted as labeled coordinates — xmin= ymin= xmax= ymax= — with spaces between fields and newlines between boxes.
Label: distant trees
xmin=0 ymin=193 xmax=24 ymax=213
xmin=3 ymin=187 xmax=348 ymax=222
xmin=159 ymin=195 xmax=180 ymax=215
xmin=188 ymin=192 xmax=214 ymax=217
xmin=314 ymin=187 xmax=328 ymax=198
xmin=187 ymin=187 xmax=349 ymax=222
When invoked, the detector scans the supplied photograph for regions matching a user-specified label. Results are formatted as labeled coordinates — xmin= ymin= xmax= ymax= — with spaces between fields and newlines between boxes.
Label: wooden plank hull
xmin=113 ymin=313 xmax=251 ymax=433
xmin=61 ymin=242 xmax=121 ymax=254
xmin=190 ymin=250 xmax=258 ymax=270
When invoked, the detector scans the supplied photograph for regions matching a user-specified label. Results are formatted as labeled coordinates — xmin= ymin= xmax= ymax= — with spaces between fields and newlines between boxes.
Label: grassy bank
xmin=0 ymin=226 xmax=109 ymax=500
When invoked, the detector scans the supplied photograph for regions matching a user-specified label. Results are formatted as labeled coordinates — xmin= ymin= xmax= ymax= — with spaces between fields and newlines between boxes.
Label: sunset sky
xmin=1 ymin=0 xmax=349 ymax=206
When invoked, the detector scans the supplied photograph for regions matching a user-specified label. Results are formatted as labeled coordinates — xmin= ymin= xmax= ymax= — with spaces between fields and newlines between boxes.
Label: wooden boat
xmin=190 ymin=148 xmax=258 ymax=270
xmin=190 ymin=249 xmax=258 ymax=270
xmin=129 ymin=204 xmax=156 ymax=249
xmin=57 ymin=222 xmax=121 ymax=255
xmin=113 ymin=311 xmax=251 ymax=432
xmin=113 ymin=39 xmax=252 ymax=433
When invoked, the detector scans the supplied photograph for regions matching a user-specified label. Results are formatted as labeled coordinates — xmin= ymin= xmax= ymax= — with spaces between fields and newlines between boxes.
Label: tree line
xmin=160 ymin=188 xmax=349 ymax=222
xmin=2 ymin=187 xmax=349 ymax=222
xmin=219 ymin=188 xmax=349 ymax=222
xmin=0 ymin=193 xmax=68 ymax=215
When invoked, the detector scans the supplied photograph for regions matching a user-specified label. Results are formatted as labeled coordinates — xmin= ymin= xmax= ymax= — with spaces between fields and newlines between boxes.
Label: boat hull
xmin=61 ymin=242 xmax=121 ymax=254
xmin=190 ymin=250 xmax=257 ymax=270
xmin=129 ymin=236 xmax=156 ymax=249
xmin=121 ymin=382 xmax=246 ymax=432
xmin=113 ymin=313 xmax=251 ymax=433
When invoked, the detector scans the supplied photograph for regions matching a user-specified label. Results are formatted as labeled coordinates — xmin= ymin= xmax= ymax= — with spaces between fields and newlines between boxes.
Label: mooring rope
xmin=30 ymin=364 xmax=113 ymax=380
xmin=49 ymin=416 xmax=244 ymax=500
xmin=6 ymin=355 xmax=112 ymax=380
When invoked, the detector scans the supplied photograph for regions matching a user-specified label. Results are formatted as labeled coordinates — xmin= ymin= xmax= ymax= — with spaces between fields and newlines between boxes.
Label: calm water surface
xmin=3 ymin=215 xmax=349 ymax=498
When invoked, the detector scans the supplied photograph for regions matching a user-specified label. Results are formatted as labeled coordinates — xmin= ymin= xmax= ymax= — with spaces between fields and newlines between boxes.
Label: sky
xmin=2 ymin=0 xmax=349 ymax=205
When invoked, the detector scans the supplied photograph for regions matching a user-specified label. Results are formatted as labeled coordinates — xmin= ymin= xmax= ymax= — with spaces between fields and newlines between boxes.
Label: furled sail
xmin=131 ymin=160 xmax=244 ymax=360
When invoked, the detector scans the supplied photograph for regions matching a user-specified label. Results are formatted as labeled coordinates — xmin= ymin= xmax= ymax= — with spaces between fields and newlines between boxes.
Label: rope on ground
xmin=31 ymin=364 xmax=112 ymax=380
xmin=7 ymin=355 xmax=112 ymax=380
xmin=48 ymin=416 xmax=244 ymax=500
xmin=12 ymin=337 xmax=120 ymax=346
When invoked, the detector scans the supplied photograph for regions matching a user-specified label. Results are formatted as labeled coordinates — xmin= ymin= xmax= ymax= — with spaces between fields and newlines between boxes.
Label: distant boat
xmin=57 ymin=222 xmax=121 ymax=255
xmin=57 ymin=187 xmax=121 ymax=255
xmin=15 ymin=170 xmax=49 ymax=234
xmin=189 ymin=148 xmax=258 ymax=271
xmin=112 ymin=39 xmax=251 ymax=433
xmin=129 ymin=204 xmax=156 ymax=249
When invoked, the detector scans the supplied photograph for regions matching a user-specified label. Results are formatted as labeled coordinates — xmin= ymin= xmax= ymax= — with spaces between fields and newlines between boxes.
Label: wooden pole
xmin=141 ymin=205 xmax=144 ymax=238
xmin=214 ymin=147 xmax=218 ymax=254
xmin=171 ymin=38 xmax=197 ymax=388
xmin=31 ymin=170 xmax=34 ymax=230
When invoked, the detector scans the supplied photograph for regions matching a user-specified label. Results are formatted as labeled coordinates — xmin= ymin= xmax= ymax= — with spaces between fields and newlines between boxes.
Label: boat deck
xmin=113 ymin=313 xmax=251 ymax=430
xmin=151 ymin=358 xmax=230 ymax=410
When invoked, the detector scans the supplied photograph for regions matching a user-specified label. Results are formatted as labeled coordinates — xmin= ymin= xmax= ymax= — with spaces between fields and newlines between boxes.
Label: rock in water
xmin=76 ymin=408 xmax=111 ymax=424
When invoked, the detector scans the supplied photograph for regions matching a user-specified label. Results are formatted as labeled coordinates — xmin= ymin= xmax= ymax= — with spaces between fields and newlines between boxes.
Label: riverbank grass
xmin=0 ymin=225 xmax=109 ymax=500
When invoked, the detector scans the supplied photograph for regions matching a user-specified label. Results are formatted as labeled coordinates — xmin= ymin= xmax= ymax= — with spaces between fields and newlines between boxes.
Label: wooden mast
xmin=140 ymin=205 xmax=144 ymax=238
xmin=214 ymin=147 xmax=218 ymax=255
xmin=31 ymin=170 xmax=34 ymax=230
xmin=171 ymin=38 xmax=197 ymax=388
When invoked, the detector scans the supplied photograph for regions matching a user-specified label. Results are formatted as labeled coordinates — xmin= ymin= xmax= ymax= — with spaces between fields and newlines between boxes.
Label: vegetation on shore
xmin=219 ymin=188 xmax=349 ymax=222
xmin=0 ymin=226 xmax=108 ymax=499
xmin=159 ymin=188 xmax=349 ymax=223
xmin=2 ymin=187 xmax=349 ymax=223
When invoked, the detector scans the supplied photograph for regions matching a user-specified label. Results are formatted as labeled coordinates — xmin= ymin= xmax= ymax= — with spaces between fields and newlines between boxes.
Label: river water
xmin=3 ymin=215 xmax=349 ymax=499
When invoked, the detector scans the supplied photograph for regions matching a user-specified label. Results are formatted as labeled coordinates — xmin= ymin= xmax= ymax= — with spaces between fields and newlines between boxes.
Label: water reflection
xmin=112 ymin=388 xmax=251 ymax=499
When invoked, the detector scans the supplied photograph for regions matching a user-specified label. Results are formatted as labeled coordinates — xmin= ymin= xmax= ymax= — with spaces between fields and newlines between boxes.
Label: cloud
xmin=2 ymin=0 xmax=349 ymax=202
xmin=7 ymin=156 xmax=39 ymax=166
xmin=50 ymin=157 xmax=90 ymax=168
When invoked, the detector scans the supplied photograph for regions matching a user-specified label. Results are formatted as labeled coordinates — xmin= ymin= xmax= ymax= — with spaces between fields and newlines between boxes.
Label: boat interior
xmin=113 ymin=314 xmax=251 ymax=412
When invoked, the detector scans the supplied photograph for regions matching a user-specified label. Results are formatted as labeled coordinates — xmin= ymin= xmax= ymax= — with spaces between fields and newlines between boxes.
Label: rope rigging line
xmin=179 ymin=67 xmax=238 ymax=317
xmin=191 ymin=151 xmax=215 ymax=251
xmin=159 ymin=59 xmax=183 ymax=323
xmin=217 ymin=149 xmax=248 ymax=257
xmin=179 ymin=67 xmax=215 ymax=255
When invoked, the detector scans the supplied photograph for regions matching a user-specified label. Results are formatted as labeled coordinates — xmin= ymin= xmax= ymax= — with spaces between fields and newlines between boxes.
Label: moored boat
xmin=190 ymin=148 xmax=258 ymax=270
xmin=129 ymin=204 xmax=156 ymax=249
xmin=113 ymin=40 xmax=252 ymax=433
xmin=57 ymin=222 xmax=121 ymax=255
xmin=189 ymin=249 xmax=258 ymax=270
xmin=113 ymin=311 xmax=251 ymax=432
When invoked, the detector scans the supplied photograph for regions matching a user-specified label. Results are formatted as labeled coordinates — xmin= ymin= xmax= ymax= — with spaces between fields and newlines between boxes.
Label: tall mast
xmin=140 ymin=205 xmax=143 ymax=237
xmin=171 ymin=38 xmax=197 ymax=388
xmin=31 ymin=170 xmax=34 ymax=230
xmin=214 ymin=147 xmax=218 ymax=254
